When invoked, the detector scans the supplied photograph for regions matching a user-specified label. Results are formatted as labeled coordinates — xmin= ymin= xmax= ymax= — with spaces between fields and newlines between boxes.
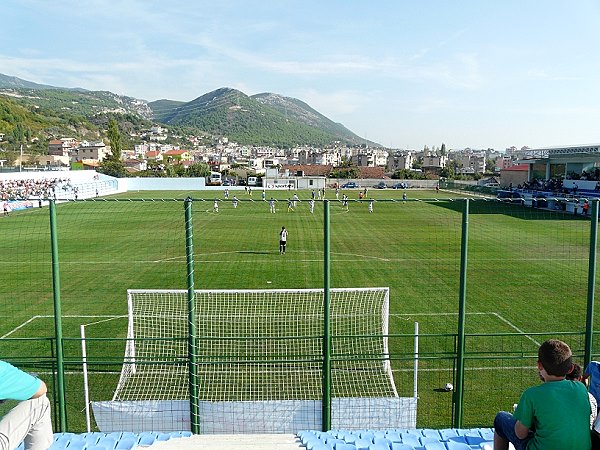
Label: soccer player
xmin=368 ymin=199 xmax=374 ymax=213
xmin=224 ymin=188 xmax=229 ymax=199
xmin=269 ymin=197 xmax=276 ymax=213
xmin=262 ymin=190 xmax=266 ymax=201
xmin=232 ymin=196 xmax=238 ymax=209
xmin=279 ymin=226 xmax=288 ymax=254
xmin=342 ymin=194 xmax=348 ymax=210
xmin=287 ymin=198 xmax=294 ymax=212
xmin=309 ymin=198 xmax=315 ymax=213
xmin=213 ymin=199 xmax=219 ymax=213
xmin=293 ymin=193 xmax=299 ymax=208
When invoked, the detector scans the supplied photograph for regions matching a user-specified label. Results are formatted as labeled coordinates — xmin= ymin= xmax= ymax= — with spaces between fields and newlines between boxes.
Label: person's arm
xmin=515 ymin=420 xmax=530 ymax=439
xmin=30 ymin=380 xmax=47 ymax=399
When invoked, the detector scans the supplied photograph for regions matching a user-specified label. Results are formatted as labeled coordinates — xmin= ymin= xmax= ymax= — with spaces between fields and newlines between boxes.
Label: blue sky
xmin=2 ymin=0 xmax=600 ymax=151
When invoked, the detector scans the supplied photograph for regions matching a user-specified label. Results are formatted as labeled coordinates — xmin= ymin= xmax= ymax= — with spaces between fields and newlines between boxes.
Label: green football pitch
xmin=0 ymin=187 xmax=595 ymax=429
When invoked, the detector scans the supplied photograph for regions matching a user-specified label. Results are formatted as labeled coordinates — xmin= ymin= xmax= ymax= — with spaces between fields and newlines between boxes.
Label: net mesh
xmin=114 ymin=288 xmax=396 ymax=402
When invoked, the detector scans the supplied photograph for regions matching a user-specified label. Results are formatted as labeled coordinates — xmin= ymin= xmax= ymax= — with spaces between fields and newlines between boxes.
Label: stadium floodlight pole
xmin=184 ymin=197 xmax=200 ymax=434
xmin=454 ymin=198 xmax=469 ymax=428
xmin=584 ymin=199 xmax=599 ymax=366
xmin=49 ymin=199 xmax=67 ymax=431
xmin=322 ymin=199 xmax=332 ymax=432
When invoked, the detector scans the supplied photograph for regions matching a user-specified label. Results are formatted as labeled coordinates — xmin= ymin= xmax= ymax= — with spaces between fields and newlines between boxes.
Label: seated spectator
xmin=584 ymin=361 xmax=600 ymax=411
xmin=493 ymin=339 xmax=591 ymax=450
xmin=0 ymin=360 xmax=53 ymax=450
xmin=567 ymin=363 xmax=597 ymax=427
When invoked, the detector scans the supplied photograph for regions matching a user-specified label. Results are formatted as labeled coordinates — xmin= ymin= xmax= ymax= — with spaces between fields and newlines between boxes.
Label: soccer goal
xmin=91 ymin=288 xmax=417 ymax=433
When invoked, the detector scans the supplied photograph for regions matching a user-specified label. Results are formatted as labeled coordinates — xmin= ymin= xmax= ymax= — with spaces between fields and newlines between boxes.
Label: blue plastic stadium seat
xmin=86 ymin=445 xmax=108 ymax=450
xmin=423 ymin=442 xmax=446 ymax=450
xmin=446 ymin=436 xmax=467 ymax=444
xmin=368 ymin=444 xmax=389 ymax=450
xmin=446 ymin=441 xmax=472 ymax=450
xmin=399 ymin=435 xmax=420 ymax=447
xmin=344 ymin=434 xmax=359 ymax=445
xmin=359 ymin=431 xmax=375 ymax=442
xmin=384 ymin=432 xmax=402 ymax=443
xmin=464 ymin=435 xmax=484 ymax=446
xmin=438 ymin=429 xmax=458 ymax=440
xmin=373 ymin=437 xmax=391 ymax=447
xmin=155 ymin=433 xmax=171 ymax=442
xmin=136 ymin=434 xmax=155 ymax=447
xmin=307 ymin=439 xmax=329 ymax=450
xmin=354 ymin=439 xmax=371 ymax=450
xmin=390 ymin=444 xmax=415 ymax=450
xmin=306 ymin=444 xmax=329 ymax=450
xmin=421 ymin=429 xmax=441 ymax=439
xmin=420 ymin=436 xmax=441 ymax=446
xmin=335 ymin=444 xmax=357 ymax=450
xmin=67 ymin=441 xmax=88 ymax=450
xmin=95 ymin=438 xmax=116 ymax=450
xmin=116 ymin=437 xmax=137 ymax=450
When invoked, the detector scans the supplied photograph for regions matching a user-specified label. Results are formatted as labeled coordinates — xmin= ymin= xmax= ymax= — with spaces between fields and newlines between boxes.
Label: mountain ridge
xmin=0 ymin=73 xmax=380 ymax=147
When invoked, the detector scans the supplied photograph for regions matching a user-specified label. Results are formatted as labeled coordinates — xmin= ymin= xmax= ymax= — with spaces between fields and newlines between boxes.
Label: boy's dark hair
xmin=538 ymin=339 xmax=573 ymax=376
xmin=566 ymin=363 xmax=582 ymax=381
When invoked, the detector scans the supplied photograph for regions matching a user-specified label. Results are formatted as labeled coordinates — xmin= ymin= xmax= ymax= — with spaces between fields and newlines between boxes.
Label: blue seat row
xmin=49 ymin=431 xmax=192 ymax=450
xmin=297 ymin=429 xmax=494 ymax=450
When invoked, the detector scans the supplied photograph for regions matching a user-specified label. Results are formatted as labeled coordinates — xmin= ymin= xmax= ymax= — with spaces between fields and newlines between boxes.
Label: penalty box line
xmin=1 ymin=315 xmax=126 ymax=339
xmin=394 ymin=311 xmax=541 ymax=347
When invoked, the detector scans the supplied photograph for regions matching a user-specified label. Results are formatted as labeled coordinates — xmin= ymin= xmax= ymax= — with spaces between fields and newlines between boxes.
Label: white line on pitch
xmin=491 ymin=312 xmax=541 ymax=347
xmin=1 ymin=316 xmax=42 ymax=339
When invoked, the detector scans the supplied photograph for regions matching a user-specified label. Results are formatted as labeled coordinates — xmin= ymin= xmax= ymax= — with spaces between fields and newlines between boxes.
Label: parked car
xmin=373 ymin=182 xmax=387 ymax=189
xmin=391 ymin=182 xmax=408 ymax=189
xmin=341 ymin=182 xmax=359 ymax=188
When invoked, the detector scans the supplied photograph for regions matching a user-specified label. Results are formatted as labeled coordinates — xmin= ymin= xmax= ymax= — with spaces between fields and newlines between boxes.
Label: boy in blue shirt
xmin=0 ymin=360 xmax=53 ymax=450
xmin=493 ymin=339 xmax=591 ymax=450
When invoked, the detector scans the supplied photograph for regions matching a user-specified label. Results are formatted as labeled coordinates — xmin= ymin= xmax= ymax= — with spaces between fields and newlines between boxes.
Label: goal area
xmin=91 ymin=288 xmax=417 ymax=433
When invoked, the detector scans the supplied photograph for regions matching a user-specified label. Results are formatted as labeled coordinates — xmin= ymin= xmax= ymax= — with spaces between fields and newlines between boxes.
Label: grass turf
xmin=0 ymin=187 xmax=595 ymax=430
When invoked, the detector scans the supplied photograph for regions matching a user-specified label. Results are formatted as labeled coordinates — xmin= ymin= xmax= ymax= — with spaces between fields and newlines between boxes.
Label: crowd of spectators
xmin=567 ymin=168 xmax=600 ymax=181
xmin=0 ymin=178 xmax=71 ymax=200
xmin=517 ymin=177 xmax=566 ymax=193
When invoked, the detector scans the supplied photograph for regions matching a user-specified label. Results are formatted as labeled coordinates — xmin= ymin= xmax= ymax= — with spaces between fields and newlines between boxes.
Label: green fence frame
xmin=25 ymin=197 xmax=599 ymax=431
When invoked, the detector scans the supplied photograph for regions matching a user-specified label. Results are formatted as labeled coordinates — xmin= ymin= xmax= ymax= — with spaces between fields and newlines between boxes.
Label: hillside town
xmin=16 ymin=124 xmax=528 ymax=182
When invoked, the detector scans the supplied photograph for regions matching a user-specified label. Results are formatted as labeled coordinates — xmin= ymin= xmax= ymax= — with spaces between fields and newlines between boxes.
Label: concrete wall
xmin=121 ymin=177 xmax=206 ymax=191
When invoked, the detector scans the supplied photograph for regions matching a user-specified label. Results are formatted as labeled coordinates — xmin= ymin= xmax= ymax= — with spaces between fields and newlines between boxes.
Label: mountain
xmin=251 ymin=92 xmax=374 ymax=146
xmin=0 ymin=74 xmax=153 ymax=120
xmin=0 ymin=73 xmax=63 ymax=90
xmin=148 ymin=99 xmax=186 ymax=122
xmin=149 ymin=88 xmax=376 ymax=147
xmin=0 ymin=73 xmax=378 ymax=148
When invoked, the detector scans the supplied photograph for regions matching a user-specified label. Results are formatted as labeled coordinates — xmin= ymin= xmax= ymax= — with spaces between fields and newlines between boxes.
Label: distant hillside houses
xmin=46 ymin=138 xmax=111 ymax=167
xmin=43 ymin=132 xmax=517 ymax=177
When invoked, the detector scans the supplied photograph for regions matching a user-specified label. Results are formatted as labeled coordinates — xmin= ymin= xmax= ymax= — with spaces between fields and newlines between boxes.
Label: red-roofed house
xmin=145 ymin=150 xmax=163 ymax=162
xmin=499 ymin=164 xmax=529 ymax=188
xmin=164 ymin=149 xmax=192 ymax=163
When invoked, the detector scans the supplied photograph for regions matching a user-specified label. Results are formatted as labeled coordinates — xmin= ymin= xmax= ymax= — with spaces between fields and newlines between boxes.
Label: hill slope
xmin=151 ymin=88 xmax=376 ymax=147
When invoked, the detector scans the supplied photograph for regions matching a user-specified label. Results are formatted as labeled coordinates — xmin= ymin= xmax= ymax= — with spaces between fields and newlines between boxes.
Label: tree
xmin=187 ymin=162 xmax=211 ymax=178
xmin=99 ymin=118 xmax=126 ymax=177
xmin=107 ymin=118 xmax=122 ymax=161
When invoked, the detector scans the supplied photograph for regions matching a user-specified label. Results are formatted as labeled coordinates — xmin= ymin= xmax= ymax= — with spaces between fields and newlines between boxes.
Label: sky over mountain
xmin=2 ymin=0 xmax=600 ymax=151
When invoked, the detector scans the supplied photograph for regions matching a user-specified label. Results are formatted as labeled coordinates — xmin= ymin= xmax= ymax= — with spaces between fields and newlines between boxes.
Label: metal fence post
xmin=184 ymin=197 xmax=200 ymax=434
xmin=585 ymin=199 xmax=599 ymax=366
xmin=49 ymin=199 xmax=66 ymax=431
xmin=454 ymin=198 xmax=469 ymax=428
xmin=322 ymin=199 xmax=332 ymax=431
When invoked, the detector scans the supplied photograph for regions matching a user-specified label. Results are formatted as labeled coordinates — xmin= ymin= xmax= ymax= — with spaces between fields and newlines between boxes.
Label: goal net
xmin=92 ymin=288 xmax=416 ymax=432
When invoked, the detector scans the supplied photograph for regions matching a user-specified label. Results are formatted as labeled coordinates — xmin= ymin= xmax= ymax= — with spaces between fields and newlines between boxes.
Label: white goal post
xmin=92 ymin=288 xmax=417 ymax=433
